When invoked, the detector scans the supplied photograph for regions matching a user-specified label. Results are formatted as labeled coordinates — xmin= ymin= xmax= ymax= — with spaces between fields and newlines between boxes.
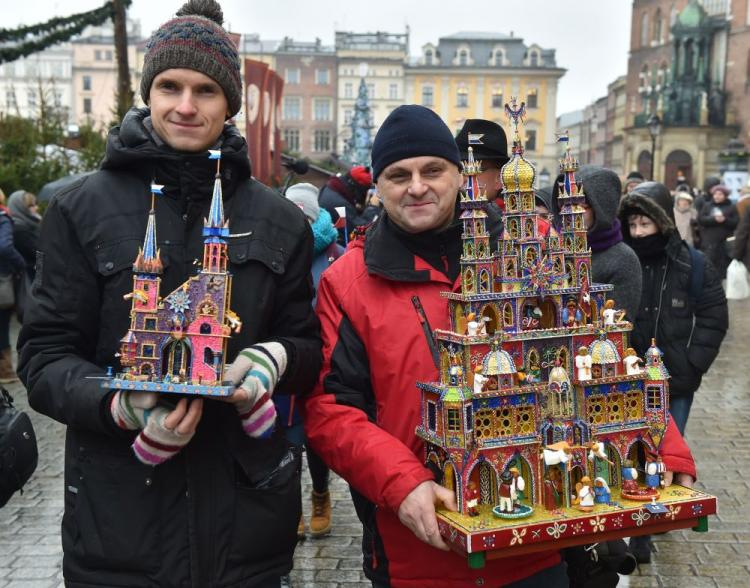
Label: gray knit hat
xmin=140 ymin=0 xmax=242 ymax=116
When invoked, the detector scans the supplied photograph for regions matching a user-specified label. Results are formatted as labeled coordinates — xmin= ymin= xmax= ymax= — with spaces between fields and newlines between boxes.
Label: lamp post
xmin=647 ymin=114 xmax=662 ymax=181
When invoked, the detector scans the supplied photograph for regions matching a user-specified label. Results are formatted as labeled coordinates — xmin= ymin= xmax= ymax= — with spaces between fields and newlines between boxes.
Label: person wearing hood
xmin=673 ymin=190 xmax=697 ymax=247
xmin=7 ymin=190 xmax=41 ymax=322
xmin=454 ymin=119 xmax=510 ymax=207
xmin=318 ymin=164 xmax=377 ymax=242
xmin=620 ymin=182 xmax=727 ymax=436
xmin=572 ymin=165 xmax=642 ymax=321
xmin=697 ymin=184 xmax=739 ymax=280
xmin=622 ymin=170 xmax=645 ymax=197
xmin=16 ymin=1 xmax=322 ymax=586
xmin=0 ymin=188 xmax=25 ymax=383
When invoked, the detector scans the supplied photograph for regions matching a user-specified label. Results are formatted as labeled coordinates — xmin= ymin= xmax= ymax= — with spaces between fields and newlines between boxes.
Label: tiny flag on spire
xmin=151 ymin=184 xmax=164 ymax=195
xmin=468 ymin=133 xmax=484 ymax=145
xmin=208 ymin=150 xmax=222 ymax=160
xmin=555 ymin=131 xmax=570 ymax=143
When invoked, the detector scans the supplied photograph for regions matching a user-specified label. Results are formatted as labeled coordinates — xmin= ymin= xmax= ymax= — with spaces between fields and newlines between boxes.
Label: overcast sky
xmin=7 ymin=0 xmax=633 ymax=114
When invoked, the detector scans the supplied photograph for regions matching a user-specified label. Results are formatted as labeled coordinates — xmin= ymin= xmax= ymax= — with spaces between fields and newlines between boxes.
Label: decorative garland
xmin=0 ymin=1 xmax=131 ymax=64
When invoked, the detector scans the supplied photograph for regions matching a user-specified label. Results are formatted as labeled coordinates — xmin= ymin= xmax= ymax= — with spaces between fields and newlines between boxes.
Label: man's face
xmin=377 ymin=156 xmax=462 ymax=233
xmin=582 ymin=201 xmax=595 ymax=231
xmin=477 ymin=163 xmax=503 ymax=198
xmin=149 ymin=68 xmax=229 ymax=152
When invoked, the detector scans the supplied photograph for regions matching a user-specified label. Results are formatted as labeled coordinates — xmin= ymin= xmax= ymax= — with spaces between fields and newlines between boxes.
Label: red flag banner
xmin=244 ymin=59 xmax=269 ymax=182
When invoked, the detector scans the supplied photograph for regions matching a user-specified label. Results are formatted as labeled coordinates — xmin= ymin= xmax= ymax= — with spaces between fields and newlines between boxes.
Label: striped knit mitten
xmin=110 ymin=390 xmax=158 ymax=430
xmin=225 ymin=342 xmax=288 ymax=439
xmin=132 ymin=405 xmax=195 ymax=466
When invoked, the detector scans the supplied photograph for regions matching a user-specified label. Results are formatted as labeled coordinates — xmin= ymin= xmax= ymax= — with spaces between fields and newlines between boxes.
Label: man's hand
xmin=663 ymin=470 xmax=694 ymax=488
xmin=132 ymin=398 xmax=203 ymax=466
xmin=397 ymin=481 xmax=457 ymax=551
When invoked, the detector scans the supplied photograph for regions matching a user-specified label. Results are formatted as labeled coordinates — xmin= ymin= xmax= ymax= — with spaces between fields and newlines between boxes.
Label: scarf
xmin=588 ymin=219 xmax=623 ymax=253
xmin=312 ymin=208 xmax=339 ymax=256
xmin=629 ymin=233 xmax=670 ymax=260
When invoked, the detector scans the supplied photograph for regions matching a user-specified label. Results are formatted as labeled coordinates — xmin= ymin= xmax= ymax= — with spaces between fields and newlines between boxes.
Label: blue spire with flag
xmin=133 ymin=184 xmax=164 ymax=275
xmin=204 ymin=150 xmax=230 ymax=239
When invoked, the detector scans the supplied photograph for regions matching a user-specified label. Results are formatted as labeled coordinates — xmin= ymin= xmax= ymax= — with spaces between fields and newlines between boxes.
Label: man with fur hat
xmin=305 ymin=105 xmax=570 ymax=587
xmin=455 ymin=118 xmax=510 ymax=206
xmin=318 ymin=164 xmax=377 ymax=241
xmin=17 ymin=1 xmax=321 ymax=585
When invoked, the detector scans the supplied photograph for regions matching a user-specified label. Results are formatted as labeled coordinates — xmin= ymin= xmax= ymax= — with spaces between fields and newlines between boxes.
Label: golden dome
xmin=590 ymin=339 xmax=620 ymax=364
xmin=502 ymin=153 xmax=536 ymax=194
xmin=483 ymin=348 xmax=517 ymax=375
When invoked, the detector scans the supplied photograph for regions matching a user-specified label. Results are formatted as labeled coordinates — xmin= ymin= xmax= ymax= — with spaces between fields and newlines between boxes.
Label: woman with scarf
xmin=0 ymin=189 xmax=26 ymax=383
xmin=7 ymin=191 xmax=41 ymax=322
xmin=284 ymin=182 xmax=344 ymax=541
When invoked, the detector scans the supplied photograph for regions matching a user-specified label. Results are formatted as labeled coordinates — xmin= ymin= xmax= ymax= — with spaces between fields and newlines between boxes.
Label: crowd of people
xmin=0 ymin=1 xmax=743 ymax=587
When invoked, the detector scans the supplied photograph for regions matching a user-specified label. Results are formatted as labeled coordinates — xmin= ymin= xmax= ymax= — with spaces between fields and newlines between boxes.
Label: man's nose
xmin=175 ymin=91 xmax=198 ymax=116
xmin=407 ymin=175 xmax=429 ymax=197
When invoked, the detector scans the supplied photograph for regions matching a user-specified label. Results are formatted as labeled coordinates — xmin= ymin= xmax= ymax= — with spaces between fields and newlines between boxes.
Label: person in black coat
xmin=7 ymin=190 xmax=41 ymax=322
xmin=16 ymin=2 xmax=321 ymax=586
xmin=619 ymin=184 xmax=727 ymax=436
xmin=318 ymin=165 xmax=377 ymax=242
xmin=697 ymin=184 xmax=739 ymax=279
xmin=0 ymin=189 xmax=25 ymax=383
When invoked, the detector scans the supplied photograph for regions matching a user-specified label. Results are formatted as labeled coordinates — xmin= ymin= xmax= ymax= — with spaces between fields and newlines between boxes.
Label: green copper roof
xmin=677 ymin=0 xmax=707 ymax=28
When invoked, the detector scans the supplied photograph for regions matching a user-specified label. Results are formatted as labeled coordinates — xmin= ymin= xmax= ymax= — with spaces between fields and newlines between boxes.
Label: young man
xmin=17 ymin=2 xmax=321 ymax=586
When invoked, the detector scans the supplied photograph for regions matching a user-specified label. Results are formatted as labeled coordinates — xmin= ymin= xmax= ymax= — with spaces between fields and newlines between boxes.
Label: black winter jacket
xmin=17 ymin=108 xmax=322 ymax=588
xmin=0 ymin=212 xmax=25 ymax=276
xmin=619 ymin=194 xmax=727 ymax=398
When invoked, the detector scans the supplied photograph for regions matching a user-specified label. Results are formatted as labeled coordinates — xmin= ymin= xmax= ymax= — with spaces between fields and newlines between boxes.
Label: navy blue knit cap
xmin=371 ymin=105 xmax=461 ymax=181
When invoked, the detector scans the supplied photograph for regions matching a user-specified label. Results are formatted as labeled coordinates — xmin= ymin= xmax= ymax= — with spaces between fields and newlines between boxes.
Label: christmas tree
xmin=343 ymin=77 xmax=374 ymax=167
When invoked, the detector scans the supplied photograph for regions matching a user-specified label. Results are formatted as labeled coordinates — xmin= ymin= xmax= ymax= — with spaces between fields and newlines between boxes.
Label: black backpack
xmin=0 ymin=386 xmax=38 ymax=507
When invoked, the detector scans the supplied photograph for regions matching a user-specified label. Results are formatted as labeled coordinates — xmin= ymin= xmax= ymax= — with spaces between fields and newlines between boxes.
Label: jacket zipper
xmin=653 ymin=258 xmax=669 ymax=342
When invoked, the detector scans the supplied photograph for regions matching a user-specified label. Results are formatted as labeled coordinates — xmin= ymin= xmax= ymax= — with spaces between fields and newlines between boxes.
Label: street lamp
xmin=647 ymin=114 xmax=662 ymax=180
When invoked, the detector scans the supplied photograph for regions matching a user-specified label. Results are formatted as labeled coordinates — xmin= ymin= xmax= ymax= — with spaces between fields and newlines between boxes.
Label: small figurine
xmin=466 ymin=481 xmax=480 ymax=516
xmin=498 ymin=470 xmax=515 ymax=513
xmin=524 ymin=358 xmax=542 ymax=384
xmin=542 ymin=441 xmax=572 ymax=466
xmin=562 ymin=297 xmax=583 ymax=327
xmin=573 ymin=476 xmax=595 ymax=512
xmin=543 ymin=469 xmax=563 ymax=511
xmin=509 ymin=466 xmax=526 ymax=508
xmin=593 ymin=477 xmax=611 ymax=504
xmin=466 ymin=312 xmax=488 ymax=336
xmin=588 ymin=441 xmax=614 ymax=465
xmin=473 ymin=365 xmax=488 ymax=394
xmin=621 ymin=459 xmax=639 ymax=493
xmin=575 ymin=346 xmax=592 ymax=381
xmin=522 ymin=304 xmax=543 ymax=330
xmin=602 ymin=299 xmax=626 ymax=325
xmin=645 ymin=456 xmax=666 ymax=491
xmin=623 ymin=348 xmax=644 ymax=375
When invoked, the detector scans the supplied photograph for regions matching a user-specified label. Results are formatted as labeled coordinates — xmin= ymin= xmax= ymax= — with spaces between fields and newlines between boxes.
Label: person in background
xmin=284 ymin=182 xmax=343 ymax=541
xmin=673 ymin=190 xmax=698 ymax=247
xmin=7 ymin=190 xmax=41 ymax=322
xmin=0 ymin=188 xmax=25 ymax=383
xmin=731 ymin=204 xmax=750 ymax=276
xmin=697 ymin=184 xmax=738 ymax=280
xmin=318 ymin=165 xmax=376 ymax=242
xmin=692 ymin=176 xmax=721 ymax=218
xmin=735 ymin=184 xmax=750 ymax=222
xmin=622 ymin=171 xmax=645 ymax=197
xmin=570 ymin=165 xmax=642 ymax=321
xmin=454 ymin=119 xmax=510 ymax=207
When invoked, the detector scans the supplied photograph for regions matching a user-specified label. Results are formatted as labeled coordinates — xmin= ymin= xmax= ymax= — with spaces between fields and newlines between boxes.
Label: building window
xmin=389 ymin=83 xmax=398 ymax=100
xmin=283 ymin=128 xmax=300 ymax=152
xmin=421 ymin=85 xmax=434 ymax=107
xmin=95 ymin=50 xmax=102 ymax=61
xmin=640 ymin=12 xmax=649 ymax=48
xmin=83 ymin=97 xmax=92 ymax=114
xmin=529 ymin=51 xmax=539 ymax=67
xmin=344 ymin=82 xmax=353 ymax=98
xmin=53 ymin=91 xmax=62 ymax=107
xmin=5 ymin=91 xmax=16 ymax=109
xmin=425 ymin=48 xmax=435 ymax=65
xmin=447 ymin=408 xmax=461 ymax=432
xmin=315 ymin=68 xmax=330 ymax=85
xmin=525 ymin=130 xmax=537 ymax=151
xmin=646 ymin=385 xmax=662 ymax=410
xmin=283 ymin=97 xmax=301 ymax=120
xmin=366 ymin=83 xmax=375 ymax=99
xmin=653 ymin=8 xmax=663 ymax=44
xmin=344 ymin=109 xmax=353 ymax=124
xmin=458 ymin=49 xmax=469 ymax=66
xmin=82 ymin=75 xmax=92 ymax=91
xmin=200 ymin=323 xmax=211 ymax=334
xmin=144 ymin=317 xmax=157 ymax=330
xmin=587 ymin=394 xmax=606 ymax=425
xmin=527 ymin=89 xmax=538 ymax=108
xmin=313 ymin=98 xmax=332 ymax=121
xmin=457 ymin=86 xmax=469 ymax=108
xmin=313 ymin=129 xmax=331 ymax=152
xmin=26 ymin=90 xmax=36 ymax=109
xmin=142 ymin=344 xmax=155 ymax=357
xmin=491 ymin=88 xmax=503 ymax=108
xmin=427 ymin=401 xmax=437 ymax=431
xmin=284 ymin=68 xmax=300 ymax=84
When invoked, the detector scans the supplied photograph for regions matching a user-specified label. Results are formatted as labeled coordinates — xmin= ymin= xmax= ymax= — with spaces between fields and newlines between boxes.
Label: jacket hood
xmin=619 ymin=192 xmax=676 ymax=241
xmin=101 ymin=107 xmax=251 ymax=197
xmin=577 ymin=165 xmax=622 ymax=232
xmin=630 ymin=181 xmax=675 ymax=223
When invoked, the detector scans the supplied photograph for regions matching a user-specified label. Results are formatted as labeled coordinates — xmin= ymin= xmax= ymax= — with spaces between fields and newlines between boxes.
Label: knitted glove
xmin=110 ymin=390 xmax=158 ymax=430
xmin=132 ymin=405 xmax=195 ymax=466
xmin=225 ymin=342 xmax=288 ymax=439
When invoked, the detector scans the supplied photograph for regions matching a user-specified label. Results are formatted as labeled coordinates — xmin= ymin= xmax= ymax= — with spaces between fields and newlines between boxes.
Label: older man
xmin=17 ymin=1 xmax=320 ymax=586
xmin=304 ymin=104 xmax=566 ymax=587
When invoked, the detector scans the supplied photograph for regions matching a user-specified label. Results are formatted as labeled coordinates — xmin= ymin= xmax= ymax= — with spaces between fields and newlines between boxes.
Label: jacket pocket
xmin=228 ymin=237 xmax=286 ymax=275
xmin=226 ymin=447 xmax=301 ymax=565
xmin=65 ymin=445 xmax=162 ymax=573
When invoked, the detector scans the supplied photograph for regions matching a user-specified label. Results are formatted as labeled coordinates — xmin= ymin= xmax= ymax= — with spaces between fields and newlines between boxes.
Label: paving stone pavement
xmin=1 ymin=297 xmax=749 ymax=588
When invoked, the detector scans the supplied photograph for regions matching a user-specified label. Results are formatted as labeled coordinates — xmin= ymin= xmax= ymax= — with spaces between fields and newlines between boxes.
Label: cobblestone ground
xmin=1 ymin=299 xmax=749 ymax=588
